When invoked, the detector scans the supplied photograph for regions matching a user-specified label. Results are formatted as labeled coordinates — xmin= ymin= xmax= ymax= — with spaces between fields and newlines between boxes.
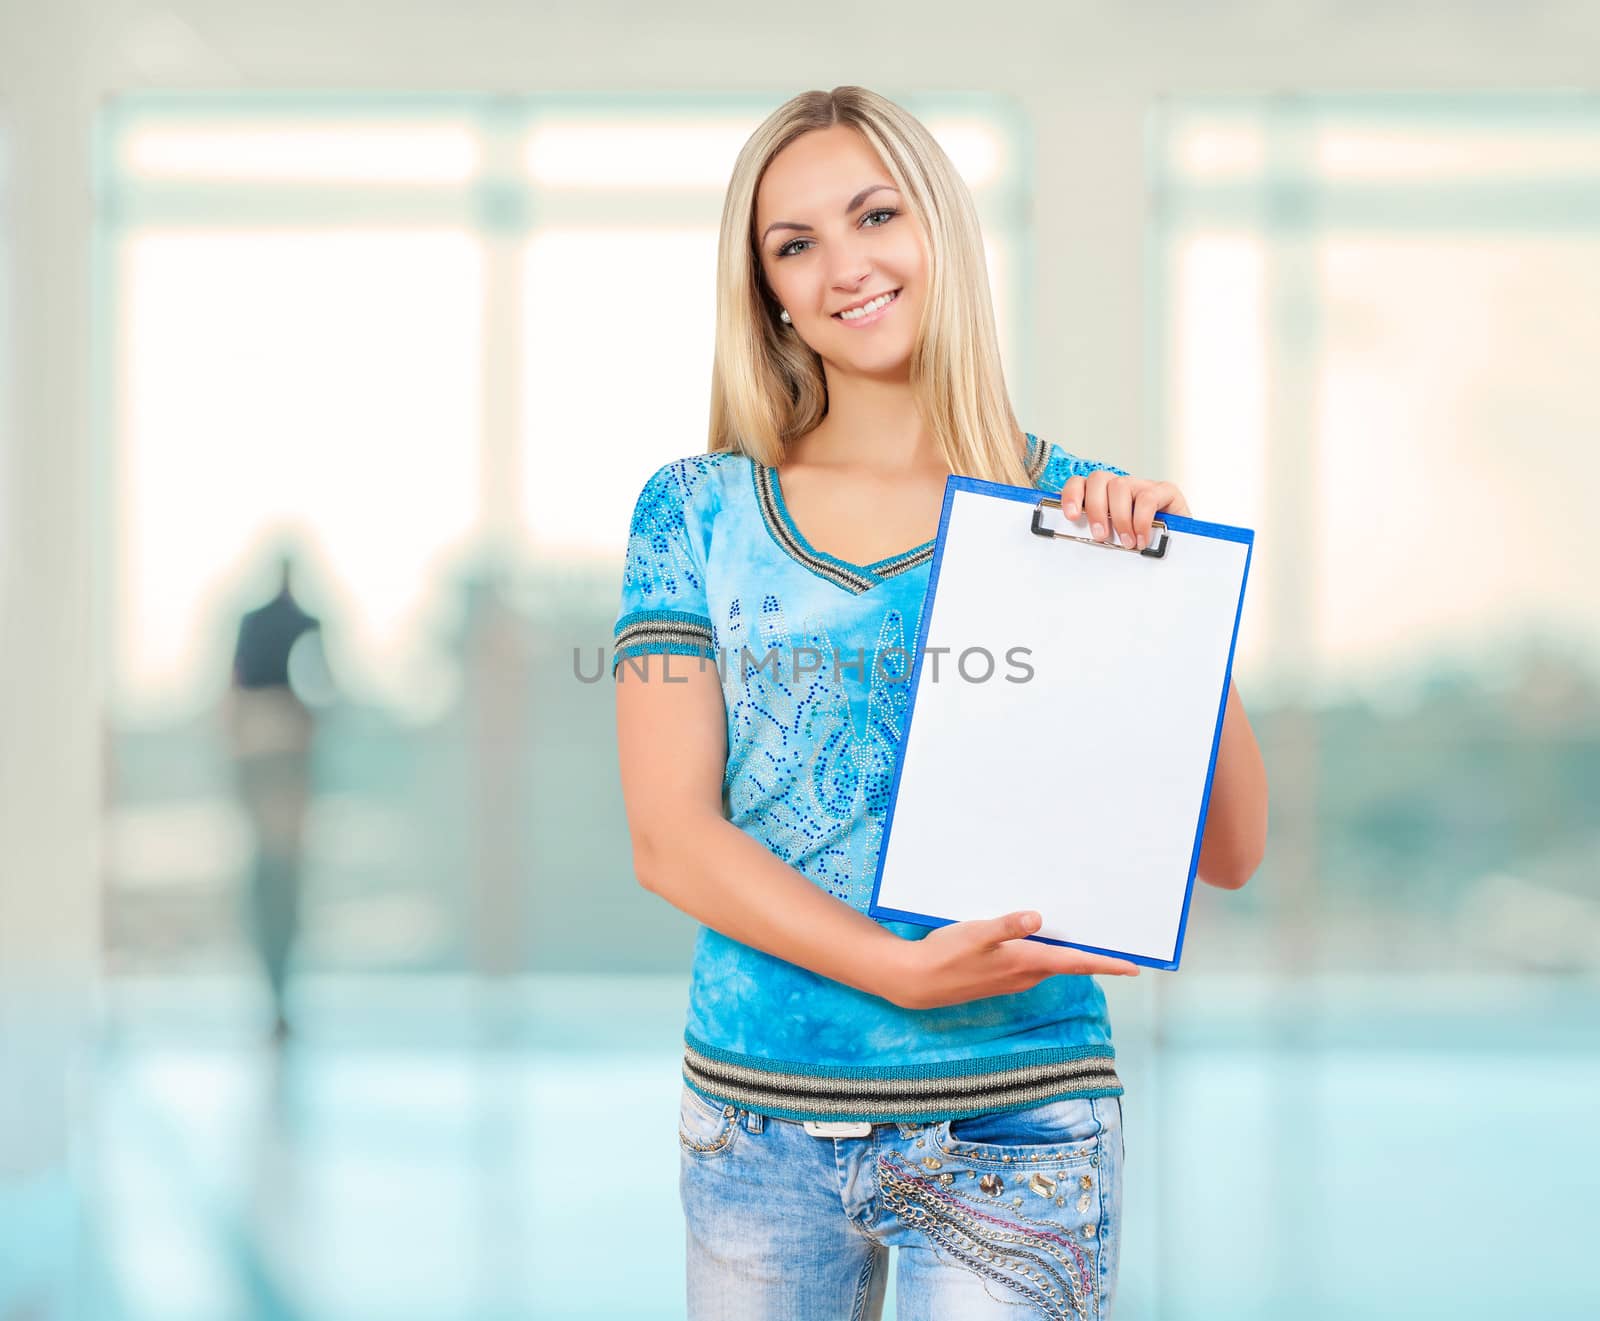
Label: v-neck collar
xmin=752 ymin=432 xmax=1050 ymax=595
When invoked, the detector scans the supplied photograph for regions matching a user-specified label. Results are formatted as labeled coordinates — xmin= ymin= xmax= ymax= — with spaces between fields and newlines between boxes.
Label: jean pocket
xmin=677 ymin=1082 xmax=739 ymax=1158
xmin=935 ymin=1095 xmax=1105 ymax=1167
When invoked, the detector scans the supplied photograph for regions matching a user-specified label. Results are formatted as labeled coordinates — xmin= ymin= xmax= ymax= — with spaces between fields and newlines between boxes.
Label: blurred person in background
xmin=222 ymin=545 xmax=335 ymax=1044
xmin=613 ymin=86 xmax=1268 ymax=1320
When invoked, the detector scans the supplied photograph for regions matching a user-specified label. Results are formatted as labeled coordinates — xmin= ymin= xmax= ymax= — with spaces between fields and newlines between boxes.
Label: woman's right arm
xmin=615 ymin=656 xmax=1140 ymax=1010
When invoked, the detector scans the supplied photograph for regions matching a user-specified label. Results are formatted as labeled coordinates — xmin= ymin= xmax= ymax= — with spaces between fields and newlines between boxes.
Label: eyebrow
xmin=760 ymin=184 xmax=900 ymax=246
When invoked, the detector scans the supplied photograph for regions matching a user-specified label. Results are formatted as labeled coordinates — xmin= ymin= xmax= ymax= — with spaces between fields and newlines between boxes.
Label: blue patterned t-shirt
xmin=613 ymin=433 xmax=1131 ymax=1122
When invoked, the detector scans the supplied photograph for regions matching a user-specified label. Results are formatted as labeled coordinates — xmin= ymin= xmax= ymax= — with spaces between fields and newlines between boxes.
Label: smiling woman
xmin=612 ymin=83 xmax=1265 ymax=1321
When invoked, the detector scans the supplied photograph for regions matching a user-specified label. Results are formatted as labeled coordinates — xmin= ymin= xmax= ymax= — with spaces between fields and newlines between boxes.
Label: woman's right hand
xmin=877 ymin=911 xmax=1140 ymax=1010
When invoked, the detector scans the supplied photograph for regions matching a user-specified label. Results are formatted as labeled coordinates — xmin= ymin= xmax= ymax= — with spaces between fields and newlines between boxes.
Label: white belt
xmin=802 ymin=1119 xmax=874 ymax=1137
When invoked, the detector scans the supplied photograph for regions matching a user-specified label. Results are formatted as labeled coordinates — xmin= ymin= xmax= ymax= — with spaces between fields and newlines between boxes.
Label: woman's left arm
xmin=1193 ymin=678 xmax=1268 ymax=889
xmin=1061 ymin=466 xmax=1270 ymax=889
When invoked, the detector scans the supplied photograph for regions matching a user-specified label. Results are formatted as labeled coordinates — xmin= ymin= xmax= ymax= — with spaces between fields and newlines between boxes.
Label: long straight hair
xmin=707 ymin=85 xmax=1032 ymax=488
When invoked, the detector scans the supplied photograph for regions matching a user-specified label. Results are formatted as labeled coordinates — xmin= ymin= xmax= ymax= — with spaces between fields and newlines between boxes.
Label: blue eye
xmin=775 ymin=208 xmax=898 ymax=258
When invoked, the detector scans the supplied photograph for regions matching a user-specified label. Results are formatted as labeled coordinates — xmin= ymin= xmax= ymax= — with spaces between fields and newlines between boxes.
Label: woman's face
xmin=754 ymin=124 xmax=927 ymax=379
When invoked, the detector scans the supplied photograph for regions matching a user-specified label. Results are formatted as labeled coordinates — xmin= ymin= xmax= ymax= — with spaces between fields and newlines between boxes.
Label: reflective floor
xmin=6 ymin=973 xmax=1598 ymax=1320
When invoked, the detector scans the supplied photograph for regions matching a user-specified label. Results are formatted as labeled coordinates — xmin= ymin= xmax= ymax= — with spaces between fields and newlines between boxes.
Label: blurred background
xmin=2 ymin=2 xmax=1598 ymax=1319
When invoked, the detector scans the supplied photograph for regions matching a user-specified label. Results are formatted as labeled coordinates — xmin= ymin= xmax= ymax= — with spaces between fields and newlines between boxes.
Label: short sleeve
xmin=612 ymin=456 xmax=721 ymax=676
xmin=1036 ymin=441 xmax=1129 ymax=493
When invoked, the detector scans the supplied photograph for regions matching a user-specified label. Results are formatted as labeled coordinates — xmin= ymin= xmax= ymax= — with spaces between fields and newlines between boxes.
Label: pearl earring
xmin=779 ymin=309 xmax=791 ymax=323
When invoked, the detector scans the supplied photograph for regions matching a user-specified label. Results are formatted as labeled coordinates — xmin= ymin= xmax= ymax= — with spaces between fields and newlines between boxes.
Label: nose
xmin=826 ymin=235 xmax=875 ymax=291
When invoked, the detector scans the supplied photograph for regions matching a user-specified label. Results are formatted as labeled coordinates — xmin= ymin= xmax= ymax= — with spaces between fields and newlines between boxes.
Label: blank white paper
xmin=871 ymin=485 xmax=1252 ymax=967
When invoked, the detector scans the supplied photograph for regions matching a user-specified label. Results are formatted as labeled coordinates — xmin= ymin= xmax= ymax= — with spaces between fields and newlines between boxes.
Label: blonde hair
xmin=707 ymin=85 xmax=1032 ymax=488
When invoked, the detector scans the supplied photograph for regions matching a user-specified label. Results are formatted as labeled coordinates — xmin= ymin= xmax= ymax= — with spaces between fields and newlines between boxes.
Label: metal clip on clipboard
xmin=1029 ymin=497 xmax=1170 ymax=558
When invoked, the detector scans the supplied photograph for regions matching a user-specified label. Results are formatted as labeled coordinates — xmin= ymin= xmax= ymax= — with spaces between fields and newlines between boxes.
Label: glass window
xmin=100 ymin=93 xmax=1031 ymax=981
xmin=1151 ymin=93 xmax=1600 ymax=967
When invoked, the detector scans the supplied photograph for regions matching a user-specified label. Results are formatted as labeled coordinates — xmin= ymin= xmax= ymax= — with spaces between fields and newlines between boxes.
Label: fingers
xmin=1059 ymin=475 xmax=1085 ymax=520
xmin=986 ymin=911 xmax=1141 ymax=976
xmin=1057 ymin=473 xmax=1112 ymax=538
xmin=1082 ymin=471 xmax=1114 ymax=542
xmin=1031 ymin=949 xmax=1141 ymax=976
xmin=1008 ymin=932 xmax=1140 ymax=977
xmin=1132 ymin=485 xmax=1165 ymax=551
xmin=1107 ymin=478 xmax=1136 ymax=549
xmin=1067 ymin=953 xmax=1141 ymax=977
xmin=1131 ymin=481 xmax=1191 ymax=546
xmin=1084 ymin=476 xmax=1194 ymax=549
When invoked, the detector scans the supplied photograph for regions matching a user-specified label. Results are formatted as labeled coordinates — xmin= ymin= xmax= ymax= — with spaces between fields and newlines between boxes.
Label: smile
xmin=833 ymin=289 xmax=900 ymax=326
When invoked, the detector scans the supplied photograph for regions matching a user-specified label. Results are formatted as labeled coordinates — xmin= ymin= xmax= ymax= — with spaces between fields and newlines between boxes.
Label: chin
xmin=849 ymin=353 xmax=915 ymax=381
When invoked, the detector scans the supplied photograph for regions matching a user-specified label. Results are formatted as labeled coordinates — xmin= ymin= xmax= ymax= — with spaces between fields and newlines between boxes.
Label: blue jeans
xmin=678 ymin=1082 xmax=1124 ymax=1320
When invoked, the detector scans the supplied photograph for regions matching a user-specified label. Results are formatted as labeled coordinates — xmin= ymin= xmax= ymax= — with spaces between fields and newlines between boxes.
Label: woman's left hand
xmin=1058 ymin=471 xmax=1191 ymax=551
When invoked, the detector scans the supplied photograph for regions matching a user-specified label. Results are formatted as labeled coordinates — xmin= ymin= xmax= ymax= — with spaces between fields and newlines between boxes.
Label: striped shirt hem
xmin=682 ymin=1036 xmax=1122 ymax=1124
xmin=613 ymin=609 xmax=717 ymax=673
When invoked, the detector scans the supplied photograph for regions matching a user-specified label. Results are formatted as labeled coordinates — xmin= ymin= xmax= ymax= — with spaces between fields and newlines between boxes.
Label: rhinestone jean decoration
xmin=677 ymin=1083 xmax=1124 ymax=1320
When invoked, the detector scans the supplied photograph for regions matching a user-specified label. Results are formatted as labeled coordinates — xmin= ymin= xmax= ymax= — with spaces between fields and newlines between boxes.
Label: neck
xmin=797 ymin=369 xmax=940 ymax=473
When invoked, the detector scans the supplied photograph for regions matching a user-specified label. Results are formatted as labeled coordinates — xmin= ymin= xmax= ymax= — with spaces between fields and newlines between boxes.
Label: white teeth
xmin=837 ymin=290 xmax=897 ymax=320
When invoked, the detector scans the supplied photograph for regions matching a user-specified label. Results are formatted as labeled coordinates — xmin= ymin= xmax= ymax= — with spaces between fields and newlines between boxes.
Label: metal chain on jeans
xmin=875 ymin=1153 xmax=1090 ymax=1320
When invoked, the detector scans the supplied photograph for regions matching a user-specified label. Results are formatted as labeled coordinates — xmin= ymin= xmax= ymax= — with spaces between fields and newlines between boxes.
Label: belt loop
xmin=742 ymin=1109 xmax=764 ymax=1134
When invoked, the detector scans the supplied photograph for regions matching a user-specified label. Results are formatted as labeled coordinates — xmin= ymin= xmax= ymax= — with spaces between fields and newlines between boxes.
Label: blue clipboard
xmin=865 ymin=471 xmax=1254 ymax=970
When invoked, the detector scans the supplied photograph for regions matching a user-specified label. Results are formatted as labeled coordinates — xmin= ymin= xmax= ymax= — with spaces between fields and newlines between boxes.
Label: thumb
xmin=982 ymin=910 xmax=1041 ymax=945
